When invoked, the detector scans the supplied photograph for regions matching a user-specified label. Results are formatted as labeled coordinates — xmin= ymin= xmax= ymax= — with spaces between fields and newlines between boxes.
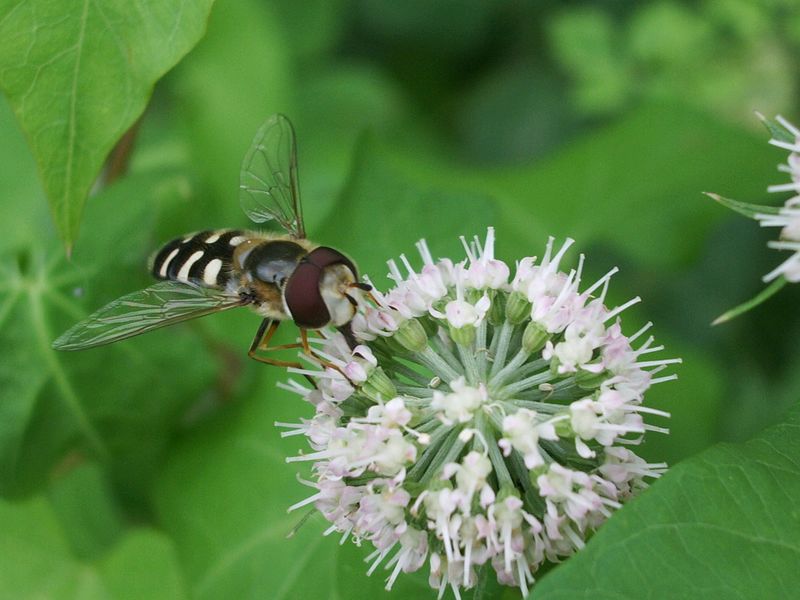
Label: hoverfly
xmin=53 ymin=114 xmax=370 ymax=368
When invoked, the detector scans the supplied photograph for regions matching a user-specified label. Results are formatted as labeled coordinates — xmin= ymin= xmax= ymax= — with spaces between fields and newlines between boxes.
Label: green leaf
xmin=155 ymin=374 xmax=436 ymax=599
xmin=0 ymin=96 xmax=50 ymax=255
xmin=369 ymin=103 xmax=777 ymax=270
xmin=0 ymin=172 xmax=217 ymax=498
xmin=171 ymin=0 xmax=290 ymax=224
xmin=47 ymin=464 xmax=123 ymax=560
xmin=705 ymin=192 xmax=781 ymax=219
xmin=317 ymin=133 xmax=497 ymax=281
xmin=712 ymin=276 xmax=788 ymax=325
xmin=268 ymin=0 xmax=346 ymax=58
xmin=295 ymin=63 xmax=411 ymax=233
xmin=99 ymin=529 xmax=188 ymax=600
xmin=0 ymin=0 xmax=216 ymax=249
xmin=548 ymin=8 xmax=630 ymax=114
xmin=0 ymin=492 xmax=186 ymax=599
xmin=631 ymin=340 xmax=722 ymax=466
xmin=529 ymin=402 xmax=800 ymax=599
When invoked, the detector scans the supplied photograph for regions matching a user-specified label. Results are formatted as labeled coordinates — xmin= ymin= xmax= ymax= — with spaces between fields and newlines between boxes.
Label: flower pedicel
xmin=278 ymin=229 xmax=678 ymax=598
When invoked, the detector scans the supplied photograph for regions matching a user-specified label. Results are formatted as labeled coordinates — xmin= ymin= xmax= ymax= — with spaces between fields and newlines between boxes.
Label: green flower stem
xmin=395 ymin=385 xmax=435 ymax=398
xmin=386 ymin=360 xmax=431 ymax=386
xmin=479 ymin=412 xmax=513 ymax=489
xmin=712 ymin=277 xmax=788 ymax=325
xmin=428 ymin=334 xmax=464 ymax=376
xmin=545 ymin=377 xmax=581 ymax=399
xmin=539 ymin=440 xmax=568 ymax=464
xmin=489 ymin=348 xmax=530 ymax=389
xmin=499 ymin=370 xmax=554 ymax=398
xmin=419 ymin=346 xmax=462 ymax=383
xmin=417 ymin=428 xmax=467 ymax=487
xmin=415 ymin=416 xmax=446 ymax=434
xmin=457 ymin=342 xmax=480 ymax=385
xmin=509 ymin=399 xmax=566 ymax=413
xmin=475 ymin=319 xmax=488 ymax=378
xmin=506 ymin=448 xmax=545 ymax=515
xmin=513 ymin=358 xmax=550 ymax=380
xmin=488 ymin=321 xmax=514 ymax=379
xmin=406 ymin=424 xmax=453 ymax=482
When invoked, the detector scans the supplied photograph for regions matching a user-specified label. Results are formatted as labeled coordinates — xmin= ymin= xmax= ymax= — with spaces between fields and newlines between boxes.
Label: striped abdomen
xmin=151 ymin=229 xmax=246 ymax=289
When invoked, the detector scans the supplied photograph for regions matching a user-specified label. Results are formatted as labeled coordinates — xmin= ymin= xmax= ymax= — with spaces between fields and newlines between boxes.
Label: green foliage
xmin=154 ymin=376 xmax=431 ymax=599
xmin=0 ymin=471 xmax=186 ymax=599
xmin=1 ymin=0 xmax=799 ymax=598
xmin=549 ymin=1 xmax=797 ymax=123
xmin=0 ymin=0 xmax=216 ymax=249
xmin=530 ymin=401 xmax=800 ymax=599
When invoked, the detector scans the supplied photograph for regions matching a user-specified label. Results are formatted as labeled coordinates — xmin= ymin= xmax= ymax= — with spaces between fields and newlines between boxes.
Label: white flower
xmin=441 ymin=295 xmax=491 ymax=329
xmin=461 ymin=228 xmax=510 ymax=289
xmin=757 ymin=116 xmax=800 ymax=282
xmin=498 ymin=409 xmax=558 ymax=469
xmin=431 ymin=378 xmax=488 ymax=424
xmin=279 ymin=229 xmax=677 ymax=597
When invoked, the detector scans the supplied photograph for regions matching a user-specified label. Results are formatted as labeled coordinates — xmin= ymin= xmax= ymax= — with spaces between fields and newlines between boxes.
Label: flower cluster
xmin=279 ymin=229 xmax=676 ymax=598
xmin=756 ymin=115 xmax=800 ymax=282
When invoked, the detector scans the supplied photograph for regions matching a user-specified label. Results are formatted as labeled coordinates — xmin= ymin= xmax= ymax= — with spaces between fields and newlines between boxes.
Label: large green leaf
xmin=374 ymin=103 xmax=777 ymax=269
xmin=317 ymin=133 xmax=498 ymax=280
xmin=530 ymin=402 xmax=800 ymax=599
xmin=0 ymin=492 xmax=186 ymax=599
xmin=155 ymin=370 xmax=443 ymax=599
xmin=0 ymin=172 xmax=217 ymax=498
xmin=170 ymin=0 xmax=290 ymax=225
xmin=0 ymin=96 xmax=50 ymax=255
xmin=0 ymin=0 xmax=216 ymax=249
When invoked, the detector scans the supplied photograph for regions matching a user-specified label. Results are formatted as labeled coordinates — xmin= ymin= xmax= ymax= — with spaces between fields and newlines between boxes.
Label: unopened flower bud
xmin=450 ymin=324 xmax=476 ymax=346
xmin=361 ymin=367 xmax=397 ymax=402
xmin=395 ymin=318 xmax=428 ymax=353
xmin=418 ymin=315 xmax=439 ymax=338
xmin=522 ymin=321 xmax=549 ymax=353
xmin=554 ymin=417 xmax=573 ymax=438
xmin=505 ymin=291 xmax=531 ymax=325
xmin=487 ymin=291 xmax=505 ymax=326
xmin=576 ymin=367 xmax=607 ymax=390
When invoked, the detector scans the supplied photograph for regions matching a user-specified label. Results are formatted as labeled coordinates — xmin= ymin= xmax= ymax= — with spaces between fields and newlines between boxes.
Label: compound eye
xmin=284 ymin=262 xmax=330 ymax=329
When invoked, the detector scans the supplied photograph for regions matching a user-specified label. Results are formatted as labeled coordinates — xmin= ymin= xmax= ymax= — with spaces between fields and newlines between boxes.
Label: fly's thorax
xmin=233 ymin=235 xmax=315 ymax=321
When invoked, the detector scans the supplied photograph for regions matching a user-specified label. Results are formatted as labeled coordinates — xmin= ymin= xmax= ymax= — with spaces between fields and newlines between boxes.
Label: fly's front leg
xmin=300 ymin=329 xmax=358 ymax=386
xmin=248 ymin=319 xmax=305 ymax=369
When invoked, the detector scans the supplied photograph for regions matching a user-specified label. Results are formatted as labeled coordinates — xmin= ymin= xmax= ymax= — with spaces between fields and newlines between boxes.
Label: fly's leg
xmin=247 ymin=319 xmax=305 ymax=369
xmin=299 ymin=329 xmax=360 ymax=388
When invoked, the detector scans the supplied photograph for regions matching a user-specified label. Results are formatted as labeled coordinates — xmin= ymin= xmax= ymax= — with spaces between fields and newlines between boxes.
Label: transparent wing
xmin=52 ymin=281 xmax=250 ymax=351
xmin=239 ymin=114 xmax=306 ymax=238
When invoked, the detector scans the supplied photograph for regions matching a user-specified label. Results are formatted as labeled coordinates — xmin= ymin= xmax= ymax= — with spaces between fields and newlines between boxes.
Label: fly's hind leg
xmin=248 ymin=319 xmax=305 ymax=369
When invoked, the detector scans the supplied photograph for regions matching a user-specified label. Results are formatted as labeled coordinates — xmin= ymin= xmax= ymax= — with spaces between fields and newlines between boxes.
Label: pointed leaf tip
xmin=704 ymin=192 xmax=780 ymax=219
xmin=711 ymin=278 xmax=788 ymax=326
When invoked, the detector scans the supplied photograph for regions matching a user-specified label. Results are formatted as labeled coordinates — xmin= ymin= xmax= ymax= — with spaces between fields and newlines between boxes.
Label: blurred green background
xmin=2 ymin=0 xmax=800 ymax=598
